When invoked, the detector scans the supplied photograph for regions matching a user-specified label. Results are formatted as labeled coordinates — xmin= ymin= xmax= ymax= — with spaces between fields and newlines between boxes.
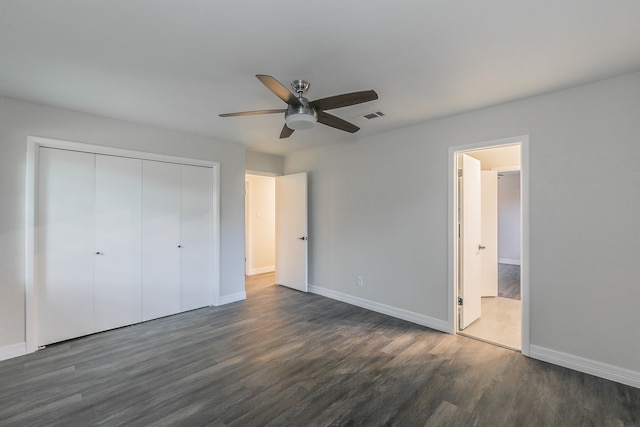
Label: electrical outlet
xmin=356 ymin=276 xmax=364 ymax=287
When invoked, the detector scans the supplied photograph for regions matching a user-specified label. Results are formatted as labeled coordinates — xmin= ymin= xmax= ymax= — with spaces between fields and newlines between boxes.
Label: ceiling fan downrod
xmin=291 ymin=80 xmax=310 ymax=97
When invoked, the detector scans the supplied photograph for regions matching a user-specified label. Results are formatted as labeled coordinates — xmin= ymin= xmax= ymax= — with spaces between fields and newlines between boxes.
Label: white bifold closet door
xmin=38 ymin=148 xmax=96 ymax=345
xmin=38 ymin=149 xmax=214 ymax=345
xmin=180 ymin=165 xmax=214 ymax=311
xmin=38 ymin=149 xmax=143 ymax=345
xmin=94 ymin=155 xmax=142 ymax=331
xmin=141 ymin=161 xmax=214 ymax=321
xmin=142 ymin=161 xmax=182 ymax=321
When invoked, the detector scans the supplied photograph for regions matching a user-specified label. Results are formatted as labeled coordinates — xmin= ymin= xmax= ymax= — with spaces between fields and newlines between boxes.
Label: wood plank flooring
xmin=1 ymin=272 xmax=639 ymax=426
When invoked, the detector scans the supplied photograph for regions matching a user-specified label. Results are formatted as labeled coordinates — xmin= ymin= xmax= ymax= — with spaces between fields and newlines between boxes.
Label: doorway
xmin=449 ymin=137 xmax=529 ymax=353
xmin=245 ymin=174 xmax=276 ymax=277
xmin=244 ymin=172 xmax=309 ymax=294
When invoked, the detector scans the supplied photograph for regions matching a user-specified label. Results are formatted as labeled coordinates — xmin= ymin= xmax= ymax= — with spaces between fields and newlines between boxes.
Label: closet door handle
xmin=95 ymin=251 xmax=103 ymax=255
xmin=178 ymin=245 xmax=183 ymax=248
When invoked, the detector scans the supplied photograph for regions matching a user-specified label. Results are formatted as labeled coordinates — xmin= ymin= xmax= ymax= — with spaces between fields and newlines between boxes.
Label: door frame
xmin=447 ymin=135 xmax=530 ymax=355
xmin=244 ymin=179 xmax=252 ymax=275
xmin=26 ymin=136 xmax=221 ymax=354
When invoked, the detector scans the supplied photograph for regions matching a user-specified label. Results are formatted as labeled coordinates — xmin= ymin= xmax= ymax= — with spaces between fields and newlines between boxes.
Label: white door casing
xmin=276 ymin=172 xmax=308 ymax=292
xmin=449 ymin=136 xmax=528 ymax=355
xmin=459 ymin=154 xmax=482 ymax=329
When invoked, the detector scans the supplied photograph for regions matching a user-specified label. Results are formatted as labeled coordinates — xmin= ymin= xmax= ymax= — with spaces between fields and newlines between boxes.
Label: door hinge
xmin=458 ymin=297 xmax=463 ymax=306
xmin=458 ymin=169 xmax=463 ymax=177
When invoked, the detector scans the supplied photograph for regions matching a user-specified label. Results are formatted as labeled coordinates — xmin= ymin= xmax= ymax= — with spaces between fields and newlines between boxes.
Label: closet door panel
xmin=180 ymin=165 xmax=214 ymax=311
xmin=142 ymin=160 xmax=181 ymax=321
xmin=38 ymin=148 xmax=95 ymax=345
xmin=94 ymin=155 xmax=143 ymax=331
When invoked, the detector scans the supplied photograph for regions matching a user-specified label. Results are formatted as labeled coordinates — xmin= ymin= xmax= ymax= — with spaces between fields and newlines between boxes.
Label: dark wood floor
xmin=498 ymin=263 xmax=520 ymax=300
xmin=1 ymin=273 xmax=638 ymax=426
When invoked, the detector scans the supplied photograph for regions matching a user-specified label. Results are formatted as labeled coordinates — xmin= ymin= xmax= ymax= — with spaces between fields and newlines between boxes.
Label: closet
xmin=141 ymin=160 xmax=214 ymax=320
xmin=37 ymin=147 xmax=214 ymax=346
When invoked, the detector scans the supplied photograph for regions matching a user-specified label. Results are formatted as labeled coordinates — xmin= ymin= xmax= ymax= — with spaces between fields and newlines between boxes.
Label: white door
xmin=459 ymin=154 xmax=482 ymax=329
xmin=38 ymin=148 xmax=95 ymax=345
xmin=480 ymin=170 xmax=498 ymax=297
xmin=142 ymin=160 xmax=181 ymax=320
xmin=276 ymin=172 xmax=308 ymax=292
xmin=180 ymin=164 xmax=214 ymax=311
xmin=94 ymin=155 xmax=143 ymax=331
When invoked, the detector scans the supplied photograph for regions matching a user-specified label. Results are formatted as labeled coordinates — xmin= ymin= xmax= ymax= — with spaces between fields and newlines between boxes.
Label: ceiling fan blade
xmin=219 ymin=109 xmax=286 ymax=117
xmin=317 ymin=111 xmax=360 ymax=133
xmin=280 ymin=124 xmax=295 ymax=139
xmin=256 ymin=74 xmax=302 ymax=107
xmin=310 ymin=90 xmax=378 ymax=111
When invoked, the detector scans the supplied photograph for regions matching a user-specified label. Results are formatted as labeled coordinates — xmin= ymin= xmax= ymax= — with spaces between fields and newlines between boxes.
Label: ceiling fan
xmin=219 ymin=75 xmax=378 ymax=139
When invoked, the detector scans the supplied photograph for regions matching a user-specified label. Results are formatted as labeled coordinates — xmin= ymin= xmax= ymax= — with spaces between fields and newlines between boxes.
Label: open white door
xmin=459 ymin=154 xmax=482 ymax=329
xmin=276 ymin=172 xmax=308 ymax=292
xmin=480 ymin=170 xmax=498 ymax=297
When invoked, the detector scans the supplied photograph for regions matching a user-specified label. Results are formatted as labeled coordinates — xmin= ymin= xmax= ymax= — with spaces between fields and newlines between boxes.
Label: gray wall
xmin=246 ymin=150 xmax=284 ymax=175
xmin=285 ymin=72 xmax=640 ymax=374
xmin=0 ymin=96 xmax=246 ymax=349
xmin=498 ymin=172 xmax=521 ymax=263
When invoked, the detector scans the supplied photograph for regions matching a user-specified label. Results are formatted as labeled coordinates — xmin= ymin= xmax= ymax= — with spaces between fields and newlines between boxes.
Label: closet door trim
xmin=26 ymin=136 xmax=220 ymax=354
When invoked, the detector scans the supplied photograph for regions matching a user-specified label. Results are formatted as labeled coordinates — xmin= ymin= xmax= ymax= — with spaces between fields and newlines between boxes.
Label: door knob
xmin=95 ymin=251 xmax=103 ymax=255
xmin=298 ymin=237 xmax=308 ymax=241
xmin=478 ymin=245 xmax=486 ymax=250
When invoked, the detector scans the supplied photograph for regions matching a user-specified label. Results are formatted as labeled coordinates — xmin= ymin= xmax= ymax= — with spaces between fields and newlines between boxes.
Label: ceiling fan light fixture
xmin=285 ymin=105 xmax=317 ymax=130
xmin=285 ymin=112 xmax=317 ymax=130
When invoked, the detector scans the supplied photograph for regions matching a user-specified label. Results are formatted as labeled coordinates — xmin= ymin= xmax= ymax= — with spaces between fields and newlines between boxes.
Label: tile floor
xmin=459 ymin=264 xmax=521 ymax=350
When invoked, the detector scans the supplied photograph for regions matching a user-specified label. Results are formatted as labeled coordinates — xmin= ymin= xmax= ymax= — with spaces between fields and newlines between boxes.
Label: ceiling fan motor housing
xmin=285 ymin=100 xmax=317 ymax=130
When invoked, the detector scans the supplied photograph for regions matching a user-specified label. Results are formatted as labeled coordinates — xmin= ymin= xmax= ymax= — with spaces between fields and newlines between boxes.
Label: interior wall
xmin=284 ymin=72 xmax=640 ymax=375
xmin=0 ymin=96 xmax=246 ymax=350
xmin=245 ymin=174 xmax=276 ymax=275
xmin=246 ymin=150 xmax=284 ymax=175
xmin=498 ymin=172 xmax=521 ymax=264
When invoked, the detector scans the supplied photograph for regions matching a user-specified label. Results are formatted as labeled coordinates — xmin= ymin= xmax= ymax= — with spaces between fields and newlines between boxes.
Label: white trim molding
xmin=248 ymin=266 xmax=276 ymax=276
xmin=529 ymin=345 xmax=640 ymax=389
xmin=0 ymin=343 xmax=27 ymax=362
xmin=498 ymin=258 xmax=521 ymax=266
xmin=217 ymin=292 xmax=247 ymax=306
xmin=309 ymin=284 xmax=451 ymax=333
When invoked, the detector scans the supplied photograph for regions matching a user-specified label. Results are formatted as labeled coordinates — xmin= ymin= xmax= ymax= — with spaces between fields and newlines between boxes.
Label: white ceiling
xmin=466 ymin=145 xmax=521 ymax=171
xmin=1 ymin=1 xmax=639 ymax=156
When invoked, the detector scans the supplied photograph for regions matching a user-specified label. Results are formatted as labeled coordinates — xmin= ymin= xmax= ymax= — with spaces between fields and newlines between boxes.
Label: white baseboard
xmin=247 ymin=266 xmax=275 ymax=276
xmin=498 ymin=258 xmax=520 ymax=265
xmin=529 ymin=345 xmax=640 ymax=389
xmin=0 ymin=342 xmax=27 ymax=362
xmin=308 ymin=284 xmax=450 ymax=333
xmin=217 ymin=291 xmax=246 ymax=306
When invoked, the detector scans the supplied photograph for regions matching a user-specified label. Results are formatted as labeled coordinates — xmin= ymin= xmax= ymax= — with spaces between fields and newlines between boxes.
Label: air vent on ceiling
xmin=363 ymin=111 xmax=385 ymax=120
